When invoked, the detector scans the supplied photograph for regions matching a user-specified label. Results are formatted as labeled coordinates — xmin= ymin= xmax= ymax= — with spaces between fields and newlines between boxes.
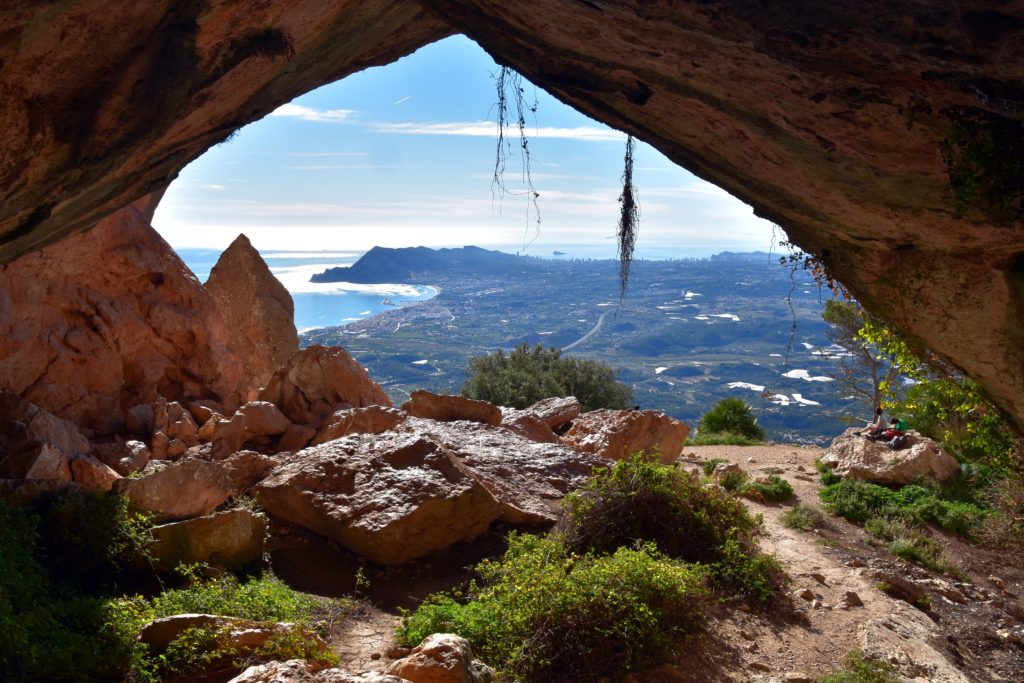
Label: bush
xmin=819 ymin=649 xmax=901 ymax=683
xmin=709 ymin=534 xmax=785 ymax=604
xmin=781 ymin=504 xmax=826 ymax=530
xmin=697 ymin=398 xmax=765 ymax=442
xmin=702 ymin=458 xmax=731 ymax=476
xmin=863 ymin=517 xmax=963 ymax=577
xmin=739 ymin=475 xmax=795 ymax=502
xmin=461 ymin=343 xmax=633 ymax=411
xmin=397 ymin=534 xmax=707 ymax=681
xmin=562 ymin=456 xmax=758 ymax=563
xmin=687 ymin=431 xmax=762 ymax=446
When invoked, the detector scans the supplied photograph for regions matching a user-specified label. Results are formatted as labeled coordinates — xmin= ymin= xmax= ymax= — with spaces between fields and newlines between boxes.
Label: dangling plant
xmin=617 ymin=134 xmax=639 ymax=298
xmin=492 ymin=66 xmax=541 ymax=249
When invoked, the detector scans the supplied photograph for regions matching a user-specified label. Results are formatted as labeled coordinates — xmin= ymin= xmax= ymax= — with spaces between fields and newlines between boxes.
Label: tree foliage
xmin=461 ymin=343 xmax=633 ymax=411
xmin=697 ymin=397 xmax=765 ymax=442
xmin=822 ymin=299 xmax=898 ymax=414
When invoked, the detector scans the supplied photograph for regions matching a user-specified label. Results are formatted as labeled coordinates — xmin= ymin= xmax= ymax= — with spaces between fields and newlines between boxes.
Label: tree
xmin=821 ymin=300 xmax=899 ymax=414
xmin=698 ymin=398 xmax=765 ymax=441
xmin=461 ymin=343 xmax=633 ymax=412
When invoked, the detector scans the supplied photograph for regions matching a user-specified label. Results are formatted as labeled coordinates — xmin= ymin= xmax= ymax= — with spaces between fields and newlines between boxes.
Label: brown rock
xmin=24 ymin=444 xmax=73 ymax=481
xmin=259 ymin=345 xmax=391 ymax=428
xmin=402 ymin=390 xmax=502 ymax=426
xmin=386 ymin=633 xmax=494 ymax=683
xmin=188 ymin=400 xmax=225 ymax=426
xmin=125 ymin=404 xmax=154 ymax=437
xmin=522 ymin=396 xmax=581 ymax=429
xmin=206 ymin=414 xmax=247 ymax=456
xmin=278 ymin=424 xmax=317 ymax=452
xmin=222 ymin=451 xmax=281 ymax=495
xmin=821 ymin=428 xmax=960 ymax=485
xmin=561 ymin=409 xmax=689 ymax=463
xmin=69 ymin=454 xmax=121 ymax=492
xmin=313 ymin=406 xmax=406 ymax=445
xmin=147 ymin=509 xmax=266 ymax=572
xmin=116 ymin=440 xmax=152 ymax=476
xmin=844 ymin=591 xmax=864 ymax=607
xmin=238 ymin=401 xmax=292 ymax=436
xmin=229 ymin=661 xmax=409 ymax=683
xmin=114 ymin=458 xmax=233 ymax=522
xmin=255 ymin=433 xmax=501 ymax=565
xmin=206 ymin=234 xmax=299 ymax=400
xmin=140 ymin=614 xmax=325 ymax=666
xmin=0 ymin=395 xmax=88 ymax=481
xmin=499 ymin=413 xmax=559 ymax=444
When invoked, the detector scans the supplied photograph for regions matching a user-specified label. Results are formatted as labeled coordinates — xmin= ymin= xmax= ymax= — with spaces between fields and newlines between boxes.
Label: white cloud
xmin=371 ymin=120 xmax=625 ymax=142
xmin=270 ymin=103 xmax=355 ymax=123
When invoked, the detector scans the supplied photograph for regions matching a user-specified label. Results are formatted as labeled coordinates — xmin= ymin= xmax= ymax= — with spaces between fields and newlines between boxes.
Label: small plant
xmin=781 ymin=504 xmax=826 ymax=530
xmin=815 ymin=458 xmax=842 ymax=486
xmin=819 ymin=649 xmax=901 ymax=683
xmin=739 ymin=475 xmax=795 ymax=502
xmin=709 ymin=534 xmax=785 ymax=605
xmin=717 ymin=468 xmax=750 ymax=492
xmin=697 ymin=398 xmax=765 ymax=442
xmin=687 ymin=430 xmax=763 ymax=446
xmin=702 ymin=458 xmax=731 ymax=476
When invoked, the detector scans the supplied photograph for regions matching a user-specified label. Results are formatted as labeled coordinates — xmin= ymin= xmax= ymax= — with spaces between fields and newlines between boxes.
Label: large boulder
xmin=258 ymin=345 xmax=391 ymax=428
xmin=230 ymin=660 xmax=409 ymax=683
xmin=560 ymin=409 xmax=689 ymax=464
xmin=0 ymin=202 xmax=245 ymax=432
xmin=221 ymin=451 xmax=281 ymax=495
xmin=0 ymin=392 xmax=89 ymax=482
xmin=387 ymin=633 xmax=495 ymax=683
xmin=820 ymin=428 xmax=961 ymax=485
xmin=313 ymin=405 xmax=406 ymax=445
xmin=255 ymin=432 xmax=501 ymax=565
xmin=499 ymin=397 xmax=581 ymax=444
xmin=401 ymin=391 xmax=501 ymax=426
xmin=68 ymin=454 xmax=121 ymax=493
xmin=114 ymin=458 xmax=233 ymax=522
xmin=147 ymin=509 xmax=267 ymax=572
xmin=205 ymin=234 xmax=299 ymax=400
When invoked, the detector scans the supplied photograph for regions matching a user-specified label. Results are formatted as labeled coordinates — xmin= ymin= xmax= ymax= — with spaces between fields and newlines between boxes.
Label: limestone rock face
xmin=313 ymin=405 xmax=407 ymax=445
xmin=500 ymin=396 xmax=581 ymax=444
xmin=402 ymin=390 xmax=502 ymax=426
xmin=255 ymin=432 xmax=501 ymax=565
xmin=114 ymin=459 xmax=233 ymax=522
xmin=259 ymin=345 xmax=391 ymax=428
xmin=206 ymin=234 xmax=299 ymax=400
xmin=229 ymin=660 xmax=410 ymax=683
xmin=561 ymin=409 xmax=689 ymax=464
xmin=3 ymin=2 xmax=1023 ymax=435
xmin=0 ymin=204 xmax=244 ymax=432
xmin=821 ymin=428 xmax=961 ymax=485
xmin=387 ymin=633 xmax=495 ymax=683
xmin=147 ymin=509 xmax=267 ymax=572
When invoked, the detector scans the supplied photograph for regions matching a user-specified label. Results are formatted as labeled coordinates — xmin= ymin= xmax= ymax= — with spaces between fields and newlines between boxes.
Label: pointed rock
xmin=206 ymin=234 xmax=298 ymax=400
xmin=561 ymin=409 xmax=689 ymax=463
xmin=401 ymin=390 xmax=501 ymax=426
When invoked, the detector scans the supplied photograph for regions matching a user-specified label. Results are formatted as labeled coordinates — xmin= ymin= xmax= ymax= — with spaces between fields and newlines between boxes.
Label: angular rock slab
xmin=230 ymin=660 xmax=410 ymax=683
xmin=313 ymin=405 xmax=406 ymax=446
xmin=861 ymin=608 xmax=971 ymax=683
xmin=561 ymin=409 xmax=689 ymax=464
xmin=114 ymin=458 xmax=232 ymax=522
xmin=821 ymin=428 xmax=960 ymax=485
xmin=255 ymin=433 xmax=501 ymax=565
xmin=147 ymin=509 xmax=266 ymax=572
xmin=387 ymin=633 xmax=495 ymax=683
xmin=402 ymin=390 xmax=502 ymax=426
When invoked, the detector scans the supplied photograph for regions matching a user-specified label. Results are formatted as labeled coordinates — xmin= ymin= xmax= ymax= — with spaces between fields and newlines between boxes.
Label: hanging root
xmin=492 ymin=66 xmax=541 ymax=250
xmin=617 ymin=134 xmax=639 ymax=298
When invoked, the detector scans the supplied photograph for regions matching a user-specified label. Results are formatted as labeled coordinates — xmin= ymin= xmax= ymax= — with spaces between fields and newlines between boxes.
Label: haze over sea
xmin=177 ymin=243 xmax=723 ymax=332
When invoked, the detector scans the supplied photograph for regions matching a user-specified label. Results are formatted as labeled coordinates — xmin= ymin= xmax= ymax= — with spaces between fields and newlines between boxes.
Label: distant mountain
xmin=310 ymin=245 xmax=525 ymax=284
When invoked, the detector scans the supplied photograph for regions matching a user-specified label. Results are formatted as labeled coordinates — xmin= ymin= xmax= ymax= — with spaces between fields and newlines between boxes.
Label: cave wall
xmin=1 ymin=1 xmax=1022 ymax=430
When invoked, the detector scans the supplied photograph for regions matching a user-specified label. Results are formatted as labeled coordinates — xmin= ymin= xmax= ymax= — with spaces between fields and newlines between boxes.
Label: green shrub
xmin=739 ymin=475 xmax=794 ymax=502
xmin=781 ymin=504 xmax=826 ymax=530
xmin=862 ymin=517 xmax=963 ymax=577
xmin=708 ymin=535 xmax=785 ymax=605
xmin=716 ymin=468 xmax=750 ymax=492
xmin=687 ymin=431 xmax=762 ymax=446
xmin=697 ymin=398 xmax=765 ymax=442
xmin=562 ymin=456 xmax=758 ymax=564
xmin=397 ymin=533 xmax=707 ymax=681
xmin=702 ymin=458 xmax=731 ymax=476
xmin=461 ymin=343 xmax=633 ymax=411
xmin=819 ymin=649 xmax=901 ymax=683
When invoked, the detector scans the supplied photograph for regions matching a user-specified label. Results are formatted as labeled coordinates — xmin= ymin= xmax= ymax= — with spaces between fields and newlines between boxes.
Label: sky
xmin=153 ymin=35 xmax=778 ymax=259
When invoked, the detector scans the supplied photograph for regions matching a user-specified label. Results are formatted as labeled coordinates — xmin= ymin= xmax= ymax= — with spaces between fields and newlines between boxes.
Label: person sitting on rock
xmin=880 ymin=416 xmax=909 ymax=450
xmin=861 ymin=407 xmax=885 ymax=439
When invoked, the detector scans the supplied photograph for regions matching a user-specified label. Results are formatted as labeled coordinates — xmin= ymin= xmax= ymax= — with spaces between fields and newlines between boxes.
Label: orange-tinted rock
xmin=277 ymin=424 xmax=317 ymax=452
xmin=313 ymin=406 xmax=406 ymax=445
xmin=259 ymin=345 xmax=391 ymax=428
xmin=401 ymin=390 xmax=501 ymax=426
xmin=69 ymin=454 xmax=121 ymax=492
xmin=188 ymin=400 xmax=225 ymax=427
xmin=386 ymin=633 xmax=494 ymax=683
xmin=205 ymin=235 xmax=298 ymax=400
xmin=255 ymin=433 xmax=501 ymax=565
xmin=0 ymin=204 xmax=244 ymax=433
xmin=222 ymin=451 xmax=281 ymax=495
xmin=499 ymin=413 xmax=559 ymax=444
xmin=821 ymin=428 xmax=961 ymax=485
xmin=523 ymin=396 xmax=581 ymax=430
xmin=237 ymin=401 xmax=291 ymax=436
xmin=561 ymin=409 xmax=689 ymax=464
xmin=114 ymin=459 xmax=233 ymax=522
xmin=0 ymin=392 xmax=88 ymax=481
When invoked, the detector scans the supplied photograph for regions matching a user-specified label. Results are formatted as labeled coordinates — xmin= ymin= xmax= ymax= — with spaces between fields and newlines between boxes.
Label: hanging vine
xmin=617 ymin=134 xmax=639 ymax=299
xmin=492 ymin=66 xmax=541 ymax=251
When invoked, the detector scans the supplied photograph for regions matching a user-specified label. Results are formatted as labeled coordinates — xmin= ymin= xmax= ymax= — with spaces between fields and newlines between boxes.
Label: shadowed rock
xmin=402 ymin=390 xmax=502 ymax=426
xmin=313 ymin=405 xmax=407 ymax=445
xmin=147 ymin=509 xmax=267 ymax=572
xmin=114 ymin=459 xmax=233 ymax=522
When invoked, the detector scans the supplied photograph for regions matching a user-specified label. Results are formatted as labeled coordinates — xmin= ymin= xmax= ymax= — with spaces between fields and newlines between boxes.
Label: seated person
xmin=861 ymin=407 xmax=885 ymax=438
xmin=880 ymin=417 xmax=909 ymax=449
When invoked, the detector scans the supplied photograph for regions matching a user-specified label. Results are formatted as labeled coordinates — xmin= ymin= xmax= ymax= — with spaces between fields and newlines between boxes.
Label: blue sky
xmin=153 ymin=35 xmax=777 ymax=258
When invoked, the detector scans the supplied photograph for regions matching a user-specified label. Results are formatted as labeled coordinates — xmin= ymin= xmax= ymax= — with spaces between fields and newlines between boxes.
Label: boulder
xmin=222 ymin=451 xmax=281 ymax=495
xmin=203 ymin=413 xmax=247 ymax=456
xmin=125 ymin=404 xmax=154 ymax=437
xmin=230 ymin=660 xmax=410 ymax=683
xmin=68 ymin=454 xmax=121 ymax=492
xmin=188 ymin=400 xmax=225 ymax=426
xmin=821 ymin=428 xmax=961 ymax=485
xmin=259 ymin=345 xmax=391 ymax=428
xmin=401 ymin=391 xmax=502 ymax=426
xmin=238 ymin=401 xmax=292 ymax=436
xmin=402 ymin=417 xmax=607 ymax=524
xmin=0 ymin=203 xmax=245 ymax=433
xmin=387 ymin=633 xmax=494 ymax=683
xmin=205 ymin=234 xmax=299 ymax=401
xmin=313 ymin=406 xmax=406 ymax=445
xmin=560 ymin=409 xmax=689 ymax=463
xmin=115 ymin=440 xmax=152 ymax=476
xmin=114 ymin=458 xmax=233 ymax=522
xmin=521 ymin=396 xmax=581 ymax=430
xmin=0 ymin=395 xmax=89 ymax=481
xmin=23 ymin=444 xmax=73 ymax=481
xmin=255 ymin=433 xmax=501 ymax=565
xmin=147 ymin=509 xmax=266 ymax=572
xmin=278 ymin=424 xmax=317 ymax=452
xmin=499 ymin=413 xmax=559 ymax=444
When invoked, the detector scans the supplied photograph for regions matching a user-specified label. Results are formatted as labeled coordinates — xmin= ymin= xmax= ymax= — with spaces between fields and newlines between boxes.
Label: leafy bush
xmin=696 ymin=398 xmax=765 ymax=442
xmin=781 ymin=504 xmax=826 ymax=530
xmin=739 ymin=475 xmax=795 ymax=502
xmin=687 ymin=431 xmax=763 ymax=446
xmin=819 ymin=649 xmax=901 ymax=683
xmin=982 ymin=470 xmax=1024 ymax=549
xmin=562 ymin=456 xmax=758 ymax=563
xmin=716 ymin=468 xmax=750 ymax=492
xmin=815 ymin=458 xmax=842 ymax=486
xmin=397 ymin=534 xmax=707 ymax=681
xmin=708 ymin=535 xmax=785 ymax=604
xmin=461 ymin=343 xmax=632 ymax=411
xmin=863 ymin=517 xmax=963 ymax=577
xmin=702 ymin=458 xmax=731 ymax=476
